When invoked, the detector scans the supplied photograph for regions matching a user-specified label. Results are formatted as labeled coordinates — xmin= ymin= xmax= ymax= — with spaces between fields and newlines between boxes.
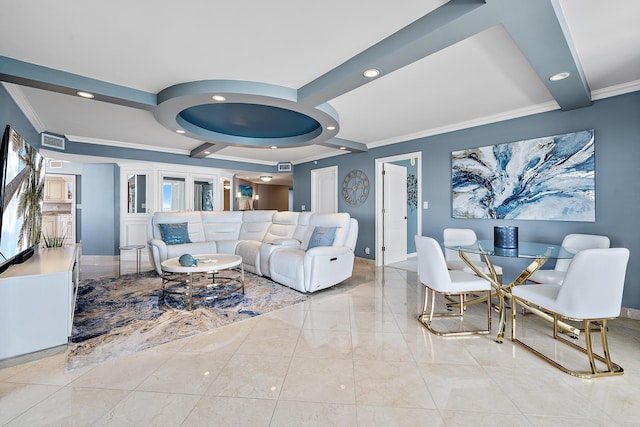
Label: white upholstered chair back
xmin=443 ymin=228 xmax=481 ymax=263
xmin=554 ymin=233 xmax=611 ymax=272
xmin=555 ymin=248 xmax=629 ymax=319
xmin=415 ymin=236 xmax=454 ymax=293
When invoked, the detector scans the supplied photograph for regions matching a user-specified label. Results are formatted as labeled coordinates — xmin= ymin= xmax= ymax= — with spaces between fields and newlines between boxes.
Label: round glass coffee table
xmin=161 ymin=254 xmax=244 ymax=310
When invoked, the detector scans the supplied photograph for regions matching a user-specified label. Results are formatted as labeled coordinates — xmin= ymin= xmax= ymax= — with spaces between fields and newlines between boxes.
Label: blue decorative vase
xmin=494 ymin=226 xmax=518 ymax=249
xmin=179 ymin=254 xmax=198 ymax=266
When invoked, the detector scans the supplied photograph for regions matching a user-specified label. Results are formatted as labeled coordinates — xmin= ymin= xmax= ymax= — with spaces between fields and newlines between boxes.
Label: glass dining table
xmin=443 ymin=239 xmax=577 ymax=343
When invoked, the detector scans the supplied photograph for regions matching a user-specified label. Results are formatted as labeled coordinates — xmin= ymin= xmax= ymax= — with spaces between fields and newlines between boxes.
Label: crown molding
xmin=591 ymin=80 xmax=640 ymax=101
xmin=367 ymin=101 xmax=560 ymax=149
xmin=2 ymin=83 xmax=46 ymax=133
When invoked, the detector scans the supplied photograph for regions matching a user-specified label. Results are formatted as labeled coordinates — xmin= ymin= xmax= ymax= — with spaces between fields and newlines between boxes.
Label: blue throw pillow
xmin=307 ymin=226 xmax=336 ymax=249
xmin=158 ymin=222 xmax=191 ymax=245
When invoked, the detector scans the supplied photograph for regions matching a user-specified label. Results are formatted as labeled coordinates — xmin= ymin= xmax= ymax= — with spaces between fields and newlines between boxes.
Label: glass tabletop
xmin=444 ymin=239 xmax=576 ymax=259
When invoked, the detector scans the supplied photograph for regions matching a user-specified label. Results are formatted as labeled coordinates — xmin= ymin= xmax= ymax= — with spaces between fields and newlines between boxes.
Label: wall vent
xmin=277 ymin=162 xmax=293 ymax=172
xmin=49 ymin=160 xmax=63 ymax=169
xmin=41 ymin=133 xmax=65 ymax=150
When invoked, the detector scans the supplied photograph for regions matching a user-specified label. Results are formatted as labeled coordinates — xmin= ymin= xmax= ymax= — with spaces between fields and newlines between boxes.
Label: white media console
xmin=0 ymin=246 xmax=79 ymax=360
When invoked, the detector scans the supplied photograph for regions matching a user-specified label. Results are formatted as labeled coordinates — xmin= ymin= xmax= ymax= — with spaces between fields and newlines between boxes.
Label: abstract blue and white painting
xmin=452 ymin=130 xmax=595 ymax=221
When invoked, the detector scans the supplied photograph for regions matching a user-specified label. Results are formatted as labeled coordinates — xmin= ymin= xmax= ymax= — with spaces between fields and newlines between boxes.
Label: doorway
xmin=222 ymin=178 xmax=231 ymax=211
xmin=311 ymin=166 xmax=337 ymax=213
xmin=375 ymin=152 xmax=422 ymax=266
xmin=42 ymin=173 xmax=77 ymax=247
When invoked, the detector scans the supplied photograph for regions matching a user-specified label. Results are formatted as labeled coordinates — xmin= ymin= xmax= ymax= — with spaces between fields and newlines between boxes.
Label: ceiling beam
xmin=495 ymin=0 xmax=591 ymax=110
xmin=190 ymin=142 xmax=226 ymax=158
xmin=318 ymin=138 xmax=368 ymax=153
xmin=0 ymin=56 xmax=156 ymax=110
xmin=299 ymin=0 xmax=590 ymax=112
xmin=298 ymin=0 xmax=492 ymax=107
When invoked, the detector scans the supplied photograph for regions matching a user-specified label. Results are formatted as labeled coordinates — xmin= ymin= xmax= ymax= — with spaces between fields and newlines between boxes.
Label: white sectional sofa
xmin=147 ymin=210 xmax=358 ymax=293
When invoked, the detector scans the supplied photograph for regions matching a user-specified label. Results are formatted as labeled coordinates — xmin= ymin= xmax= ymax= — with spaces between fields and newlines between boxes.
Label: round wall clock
xmin=342 ymin=169 xmax=370 ymax=206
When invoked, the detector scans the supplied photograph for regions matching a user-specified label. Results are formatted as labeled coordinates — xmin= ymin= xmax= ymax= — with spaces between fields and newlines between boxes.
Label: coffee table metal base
xmin=160 ymin=255 xmax=245 ymax=310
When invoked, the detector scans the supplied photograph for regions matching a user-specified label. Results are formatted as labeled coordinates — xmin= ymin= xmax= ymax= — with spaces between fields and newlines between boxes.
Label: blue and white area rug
xmin=66 ymin=271 xmax=308 ymax=371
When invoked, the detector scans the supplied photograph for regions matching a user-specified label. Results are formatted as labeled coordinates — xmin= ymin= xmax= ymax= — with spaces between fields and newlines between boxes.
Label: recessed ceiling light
xmin=549 ymin=72 xmax=570 ymax=81
xmin=77 ymin=91 xmax=94 ymax=99
xmin=270 ymin=146 xmax=277 ymax=149
xmin=363 ymin=69 xmax=380 ymax=78
xmin=326 ymin=126 xmax=336 ymax=131
xmin=175 ymin=129 xmax=185 ymax=134
xmin=339 ymin=146 xmax=346 ymax=150
xmin=260 ymin=176 xmax=272 ymax=182
xmin=204 ymin=151 xmax=210 ymax=154
xmin=212 ymin=95 xmax=226 ymax=101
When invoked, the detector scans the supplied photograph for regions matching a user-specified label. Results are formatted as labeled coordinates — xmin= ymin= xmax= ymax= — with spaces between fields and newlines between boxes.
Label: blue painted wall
xmin=295 ymin=91 xmax=640 ymax=310
xmin=80 ymin=163 xmax=119 ymax=255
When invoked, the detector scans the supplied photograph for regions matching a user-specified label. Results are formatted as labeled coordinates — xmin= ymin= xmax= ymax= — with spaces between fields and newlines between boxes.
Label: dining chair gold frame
xmin=416 ymin=236 xmax=492 ymax=337
xmin=511 ymin=248 xmax=629 ymax=379
xmin=512 ymin=307 xmax=622 ymax=379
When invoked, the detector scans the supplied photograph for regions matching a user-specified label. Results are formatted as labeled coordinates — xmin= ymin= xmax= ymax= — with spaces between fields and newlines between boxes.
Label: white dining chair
xmin=415 ymin=235 xmax=492 ymax=336
xmin=443 ymin=228 xmax=503 ymax=282
xmin=527 ymin=233 xmax=610 ymax=285
xmin=511 ymin=247 xmax=630 ymax=378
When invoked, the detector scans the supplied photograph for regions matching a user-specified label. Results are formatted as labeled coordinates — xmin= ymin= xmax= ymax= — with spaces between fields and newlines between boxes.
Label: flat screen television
xmin=0 ymin=125 xmax=45 ymax=274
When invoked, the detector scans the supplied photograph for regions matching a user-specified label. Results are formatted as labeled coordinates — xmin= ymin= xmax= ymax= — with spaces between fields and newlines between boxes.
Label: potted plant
xmin=41 ymin=232 xmax=66 ymax=248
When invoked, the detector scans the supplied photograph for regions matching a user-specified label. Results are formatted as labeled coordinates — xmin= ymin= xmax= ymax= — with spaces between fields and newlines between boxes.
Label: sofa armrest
xmin=272 ymin=238 xmax=301 ymax=247
xmin=303 ymin=246 xmax=355 ymax=292
xmin=148 ymin=238 xmax=168 ymax=268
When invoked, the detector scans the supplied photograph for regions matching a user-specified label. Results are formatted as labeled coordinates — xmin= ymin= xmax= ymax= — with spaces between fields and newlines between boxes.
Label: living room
xmin=1 ymin=1 xmax=639 ymax=425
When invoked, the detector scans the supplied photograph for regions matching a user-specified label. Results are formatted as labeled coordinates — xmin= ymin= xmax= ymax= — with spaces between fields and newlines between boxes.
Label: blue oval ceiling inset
xmin=179 ymin=103 xmax=321 ymax=138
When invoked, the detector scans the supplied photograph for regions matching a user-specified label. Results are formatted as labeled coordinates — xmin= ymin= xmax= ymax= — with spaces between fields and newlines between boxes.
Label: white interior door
xmin=383 ymin=163 xmax=407 ymax=265
xmin=311 ymin=166 xmax=337 ymax=213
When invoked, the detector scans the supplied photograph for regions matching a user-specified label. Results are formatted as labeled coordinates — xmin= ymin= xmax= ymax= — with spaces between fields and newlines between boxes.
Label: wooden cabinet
xmin=44 ymin=177 xmax=65 ymax=202
xmin=57 ymin=214 xmax=73 ymax=246
xmin=44 ymin=177 xmax=73 ymax=203
xmin=0 ymin=246 xmax=79 ymax=360
xmin=40 ymin=214 xmax=74 ymax=246
xmin=41 ymin=215 xmax=56 ymax=238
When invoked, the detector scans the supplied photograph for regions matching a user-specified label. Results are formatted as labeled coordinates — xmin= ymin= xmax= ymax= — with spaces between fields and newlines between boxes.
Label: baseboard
xmin=620 ymin=307 xmax=640 ymax=320
xmin=0 ymin=344 xmax=67 ymax=368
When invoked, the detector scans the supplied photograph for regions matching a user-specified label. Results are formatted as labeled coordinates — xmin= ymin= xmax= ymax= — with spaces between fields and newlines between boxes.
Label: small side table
xmin=119 ymin=244 xmax=145 ymax=276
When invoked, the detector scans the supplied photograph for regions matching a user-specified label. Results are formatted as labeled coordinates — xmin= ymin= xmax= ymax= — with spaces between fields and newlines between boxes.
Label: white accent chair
xmin=415 ymin=235 xmax=492 ymax=336
xmin=527 ymin=233 xmax=610 ymax=285
xmin=511 ymin=247 xmax=629 ymax=378
xmin=443 ymin=228 xmax=503 ymax=281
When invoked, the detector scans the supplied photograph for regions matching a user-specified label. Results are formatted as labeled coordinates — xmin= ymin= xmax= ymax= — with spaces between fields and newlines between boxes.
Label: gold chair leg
xmin=428 ymin=288 xmax=436 ymax=325
xmin=418 ymin=287 xmax=491 ymax=337
xmin=600 ymin=320 xmax=615 ymax=372
xmin=584 ymin=320 xmax=598 ymax=374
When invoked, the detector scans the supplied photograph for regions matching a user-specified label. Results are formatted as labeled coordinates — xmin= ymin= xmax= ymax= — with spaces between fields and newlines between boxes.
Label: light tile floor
xmin=1 ymin=258 xmax=639 ymax=426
